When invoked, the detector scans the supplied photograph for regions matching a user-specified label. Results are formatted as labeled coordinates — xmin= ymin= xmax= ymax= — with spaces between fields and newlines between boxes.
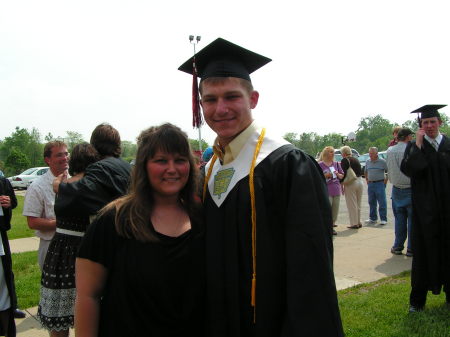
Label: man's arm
xmin=26 ymin=217 xmax=56 ymax=231
xmin=400 ymin=141 xmax=428 ymax=178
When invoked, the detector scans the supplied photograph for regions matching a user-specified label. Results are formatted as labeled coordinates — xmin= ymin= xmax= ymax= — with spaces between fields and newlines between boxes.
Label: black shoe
xmin=390 ymin=247 xmax=403 ymax=255
xmin=409 ymin=305 xmax=424 ymax=313
xmin=13 ymin=309 xmax=26 ymax=319
xmin=406 ymin=249 xmax=413 ymax=257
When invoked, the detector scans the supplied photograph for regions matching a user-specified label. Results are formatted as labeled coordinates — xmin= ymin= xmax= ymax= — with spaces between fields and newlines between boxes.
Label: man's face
xmin=200 ymin=78 xmax=259 ymax=147
xmin=421 ymin=117 xmax=442 ymax=139
xmin=45 ymin=146 xmax=69 ymax=175
xmin=369 ymin=150 xmax=378 ymax=161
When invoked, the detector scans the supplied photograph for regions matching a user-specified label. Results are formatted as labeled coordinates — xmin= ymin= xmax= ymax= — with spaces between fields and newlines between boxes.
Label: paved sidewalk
xmin=10 ymin=182 xmax=411 ymax=336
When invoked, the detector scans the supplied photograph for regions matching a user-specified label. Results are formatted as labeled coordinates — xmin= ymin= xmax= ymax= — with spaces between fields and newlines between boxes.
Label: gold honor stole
xmin=205 ymin=128 xmax=289 ymax=208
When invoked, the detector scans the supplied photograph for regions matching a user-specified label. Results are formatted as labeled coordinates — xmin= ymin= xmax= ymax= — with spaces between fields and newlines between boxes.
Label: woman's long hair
xmin=102 ymin=123 xmax=200 ymax=242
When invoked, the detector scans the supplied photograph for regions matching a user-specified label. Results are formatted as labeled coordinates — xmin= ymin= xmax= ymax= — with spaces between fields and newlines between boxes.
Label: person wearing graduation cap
xmin=400 ymin=104 xmax=450 ymax=312
xmin=179 ymin=38 xmax=343 ymax=337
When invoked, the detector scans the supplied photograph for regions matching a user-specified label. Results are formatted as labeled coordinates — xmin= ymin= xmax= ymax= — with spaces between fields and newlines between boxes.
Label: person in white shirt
xmin=23 ymin=141 xmax=69 ymax=270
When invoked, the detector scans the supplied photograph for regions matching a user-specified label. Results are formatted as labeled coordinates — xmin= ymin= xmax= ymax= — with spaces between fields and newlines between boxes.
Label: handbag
xmin=342 ymin=158 xmax=357 ymax=186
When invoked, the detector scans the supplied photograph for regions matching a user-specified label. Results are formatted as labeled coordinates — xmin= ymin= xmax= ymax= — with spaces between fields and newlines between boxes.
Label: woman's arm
xmin=75 ymin=258 xmax=108 ymax=337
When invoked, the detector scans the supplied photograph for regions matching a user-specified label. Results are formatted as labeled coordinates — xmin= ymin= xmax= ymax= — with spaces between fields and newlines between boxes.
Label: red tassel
xmin=192 ymin=58 xmax=202 ymax=128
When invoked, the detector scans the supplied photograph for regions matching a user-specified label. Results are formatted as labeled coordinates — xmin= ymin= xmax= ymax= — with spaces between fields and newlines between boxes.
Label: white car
xmin=8 ymin=167 xmax=49 ymax=189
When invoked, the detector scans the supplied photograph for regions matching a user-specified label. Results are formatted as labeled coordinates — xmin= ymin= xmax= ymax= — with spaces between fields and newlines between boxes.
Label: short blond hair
xmin=199 ymin=77 xmax=254 ymax=95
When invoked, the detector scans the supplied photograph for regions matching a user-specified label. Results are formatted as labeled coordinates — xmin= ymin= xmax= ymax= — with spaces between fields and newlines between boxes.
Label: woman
xmin=340 ymin=146 xmax=364 ymax=229
xmin=75 ymin=123 xmax=204 ymax=337
xmin=38 ymin=143 xmax=100 ymax=337
xmin=319 ymin=146 xmax=344 ymax=235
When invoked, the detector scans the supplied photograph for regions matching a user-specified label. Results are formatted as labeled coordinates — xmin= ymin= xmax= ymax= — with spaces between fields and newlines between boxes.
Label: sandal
xmin=347 ymin=224 xmax=361 ymax=229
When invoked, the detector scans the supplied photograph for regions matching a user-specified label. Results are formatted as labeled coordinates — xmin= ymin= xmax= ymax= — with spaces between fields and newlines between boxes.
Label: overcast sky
xmin=1 ymin=0 xmax=449 ymax=147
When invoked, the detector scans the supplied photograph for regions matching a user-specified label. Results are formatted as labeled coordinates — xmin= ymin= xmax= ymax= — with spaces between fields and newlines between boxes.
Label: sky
xmin=1 ymin=0 xmax=449 ymax=147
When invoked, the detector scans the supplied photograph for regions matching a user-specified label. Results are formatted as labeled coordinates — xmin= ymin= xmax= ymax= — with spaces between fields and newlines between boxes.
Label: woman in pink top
xmin=319 ymin=146 xmax=344 ymax=235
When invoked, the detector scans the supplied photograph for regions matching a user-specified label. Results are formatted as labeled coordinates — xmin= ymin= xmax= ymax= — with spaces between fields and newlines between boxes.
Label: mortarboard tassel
xmin=192 ymin=57 xmax=202 ymax=128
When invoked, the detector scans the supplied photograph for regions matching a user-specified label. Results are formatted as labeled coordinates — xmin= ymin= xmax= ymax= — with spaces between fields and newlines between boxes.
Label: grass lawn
xmin=339 ymin=271 xmax=450 ymax=337
xmin=11 ymin=253 xmax=449 ymax=337
xmin=10 ymin=195 xmax=35 ymax=240
xmin=12 ymin=250 xmax=40 ymax=309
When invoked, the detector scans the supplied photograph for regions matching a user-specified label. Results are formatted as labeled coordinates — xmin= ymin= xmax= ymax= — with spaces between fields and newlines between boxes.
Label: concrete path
xmin=10 ymin=182 xmax=411 ymax=336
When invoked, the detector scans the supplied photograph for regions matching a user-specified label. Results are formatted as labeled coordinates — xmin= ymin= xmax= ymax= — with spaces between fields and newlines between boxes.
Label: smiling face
xmin=421 ymin=117 xmax=442 ymax=139
xmin=146 ymin=151 xmax=190 ymax=199
xmin=200 ymin=77 xmax=259 ymax=147
xmin=45 ymin=145 xmax=69 ymax=176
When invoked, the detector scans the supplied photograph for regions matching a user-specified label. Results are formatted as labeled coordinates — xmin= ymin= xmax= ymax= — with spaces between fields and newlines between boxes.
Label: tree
xmin=121 ymin=141 xmax=137 ymax=162
xmin=352 ymin=115 xmax=394 ymax=154
xmin=64 ymin=131 xmax=85 ymax=152
xmin=189 ymin=139 xmax=209 ymax=152
xmin=5 ymin=148 xmax=31 ymax=175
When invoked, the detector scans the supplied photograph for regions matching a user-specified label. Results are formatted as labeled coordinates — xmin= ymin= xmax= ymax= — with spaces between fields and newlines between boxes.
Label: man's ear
xmin=250 ymin=90 xmax=259 ymax=109
xmin=44 ymin=157 xmax=50 ymax=166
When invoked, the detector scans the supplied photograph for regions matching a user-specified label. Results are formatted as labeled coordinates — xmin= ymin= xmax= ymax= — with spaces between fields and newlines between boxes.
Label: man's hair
xmin=101 ymin=123 xmax=201 ymax=242
xmin=68 ymin=143 xmax=100 ymax=176
xmin=199 ymin=77 xmax=254 ymax=95
xmin=397 ymin=128 xmax=413 ymax=141
xmin=369 ymin=147 xmax=378 ymax=153
xmin=90 ymin=123 xmax=121 ymax=158
xmin=43 ymin=140 xmax=67 ymax=158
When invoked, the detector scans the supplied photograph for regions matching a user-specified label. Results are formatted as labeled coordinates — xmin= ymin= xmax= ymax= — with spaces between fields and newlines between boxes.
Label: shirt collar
xmin=213 ymin=121 xmax=258 ymax=165
xmin=424 ymin=132 xmax=442 ymax=145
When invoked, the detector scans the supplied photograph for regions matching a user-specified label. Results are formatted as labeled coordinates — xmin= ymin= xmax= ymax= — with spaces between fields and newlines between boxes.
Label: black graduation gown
xmin=0 ymin=177 xmax=17 ymax=336
xmin=204 ymin=144 xmax=343 ymax=337
xmin=56 ymin=157 xmax=131 ymax=216
xmin=401 ymin=136 xmax=450 ymax=295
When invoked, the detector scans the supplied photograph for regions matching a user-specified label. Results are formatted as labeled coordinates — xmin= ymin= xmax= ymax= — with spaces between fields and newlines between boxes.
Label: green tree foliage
xmin=5 ymin=148 xmax=31 ymax=175
xmin=283 ymin=132 xmax=344 ymax=157
xmin=189 ymin=138 xmax=209 ymax=152
xmin=0 ymin=127 xmax=45 ymax=171
xmin=64 ymin=131 xmax=85 ymax=152
xmin=121 ymin=140 xmax=137 ymax=162
xmin=351 ymin=115 xmax=394 ymax=154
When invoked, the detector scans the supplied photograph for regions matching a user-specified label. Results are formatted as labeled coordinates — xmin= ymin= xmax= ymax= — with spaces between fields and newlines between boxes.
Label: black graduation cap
xmin=178 ymin=38 xmax=272 ymax=82
xmin=410 ymin=104 xmax=447 ymax=119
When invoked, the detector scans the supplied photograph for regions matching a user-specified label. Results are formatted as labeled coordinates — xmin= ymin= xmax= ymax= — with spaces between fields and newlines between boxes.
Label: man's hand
xmin=53 ymin=171 xmax=68 ymax=193
xmin=416 ymin=128 xmax=425 ymax=149
xmin=0 ymin=195 xmax=11 ymax=208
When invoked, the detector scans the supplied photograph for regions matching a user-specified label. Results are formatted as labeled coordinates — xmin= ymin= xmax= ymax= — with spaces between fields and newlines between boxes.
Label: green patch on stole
xmin=213 ymin=168 xmax=235 ymax=199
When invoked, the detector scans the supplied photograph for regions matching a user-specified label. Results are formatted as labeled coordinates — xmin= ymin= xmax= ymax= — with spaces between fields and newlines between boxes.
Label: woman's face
xmin=324 ymin=149 xmax=334 ymax=160
xmin=146 ymin=150 xmax=190 ymax=198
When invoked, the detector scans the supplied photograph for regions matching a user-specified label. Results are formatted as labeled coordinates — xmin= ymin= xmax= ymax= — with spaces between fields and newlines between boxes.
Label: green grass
xmin=10 ymin=195 xmax=34 ymax=240
xmin=12 ymin=250 xmax=40 ymax=309
xmin=339 ymin=271 xmax=450 ymax=337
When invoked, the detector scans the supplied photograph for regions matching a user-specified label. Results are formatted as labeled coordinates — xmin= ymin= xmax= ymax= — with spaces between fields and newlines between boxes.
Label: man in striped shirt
xmin=386 ymin=128 xmax=413 ymax=257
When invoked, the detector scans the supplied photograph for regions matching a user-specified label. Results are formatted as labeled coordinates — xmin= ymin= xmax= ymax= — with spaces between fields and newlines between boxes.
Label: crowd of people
xmin=0 ymin=38 xmax=449 ymax=336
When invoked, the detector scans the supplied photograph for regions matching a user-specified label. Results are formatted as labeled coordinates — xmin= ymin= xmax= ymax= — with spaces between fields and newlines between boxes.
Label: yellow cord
xmin=202 ymin=129 xmax=266 ymax=323
xmin=249 ymin=128 xmax=266 ymax=322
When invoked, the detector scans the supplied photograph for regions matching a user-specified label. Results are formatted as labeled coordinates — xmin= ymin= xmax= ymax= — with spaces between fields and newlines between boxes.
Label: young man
xmin=364 ymin=147 xmax=388 ymax=225
xmin=401 ymin=104 xmax=450 ymax=312
xmin=23 ymin=141 xmax=69 ymax=270
xmin=179 ymin=38 xmax=343 ymax=336
xmin=386 ymin=128 xmax=413 ymax=256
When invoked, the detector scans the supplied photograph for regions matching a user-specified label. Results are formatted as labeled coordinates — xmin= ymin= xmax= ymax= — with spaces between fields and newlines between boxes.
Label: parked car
xmin=7 ymin=167 xmax=49 ymax=189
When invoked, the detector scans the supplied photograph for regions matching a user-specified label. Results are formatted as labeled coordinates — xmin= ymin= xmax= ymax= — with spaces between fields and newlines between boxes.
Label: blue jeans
xmin=368 ymin=181 xmax=387 ymax=221
xmin=391 ymin=186 xmax=413 ymax=250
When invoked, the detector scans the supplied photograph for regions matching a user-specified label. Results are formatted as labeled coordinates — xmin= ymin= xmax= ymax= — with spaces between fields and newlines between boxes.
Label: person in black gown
xmin=75 ymin=123 xmax=205 ymax=337
xmin=179 ymin=38 xmax=343 ymax=336
xmin=401 ymin=104 xmax=450 ymax=312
